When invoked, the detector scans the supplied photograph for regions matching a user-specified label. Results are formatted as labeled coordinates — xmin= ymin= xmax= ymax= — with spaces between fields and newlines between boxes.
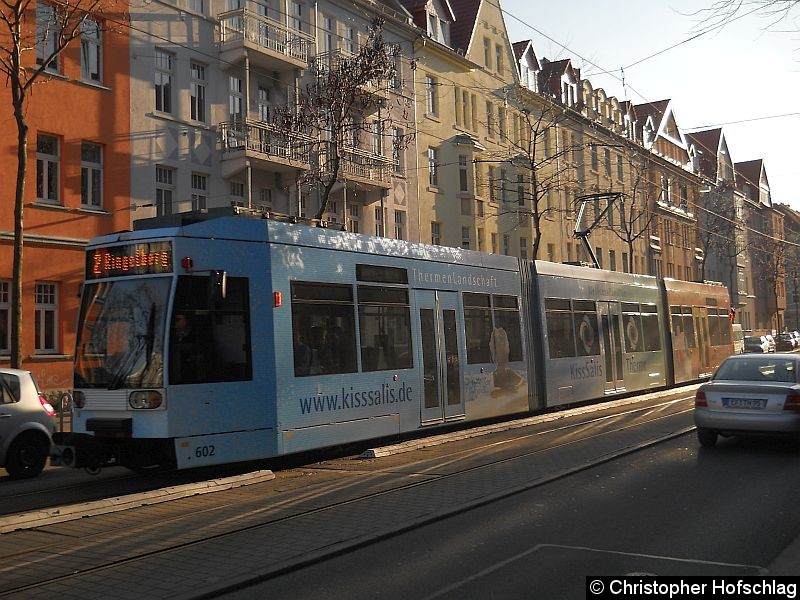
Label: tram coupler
xmin=51 ymin=432 xmax=115 ymax=472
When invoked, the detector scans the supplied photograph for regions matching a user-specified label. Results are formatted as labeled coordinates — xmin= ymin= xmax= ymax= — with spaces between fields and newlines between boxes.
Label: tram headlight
xmin=129 ymin=390 xmax=163 ymax=409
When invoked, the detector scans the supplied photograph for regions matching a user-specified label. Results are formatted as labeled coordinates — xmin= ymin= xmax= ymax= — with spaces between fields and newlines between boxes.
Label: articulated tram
xmin=53 ymin=209 xmax=733 ymax=472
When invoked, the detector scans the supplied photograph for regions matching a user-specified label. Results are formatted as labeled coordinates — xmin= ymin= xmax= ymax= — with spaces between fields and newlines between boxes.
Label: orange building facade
xmin=0 ymin=5 xmax=130 ymax=399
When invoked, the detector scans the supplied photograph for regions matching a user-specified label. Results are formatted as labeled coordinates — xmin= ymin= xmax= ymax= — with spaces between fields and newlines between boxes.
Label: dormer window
xmin=428 ymin=14 xmax=438 ymax=39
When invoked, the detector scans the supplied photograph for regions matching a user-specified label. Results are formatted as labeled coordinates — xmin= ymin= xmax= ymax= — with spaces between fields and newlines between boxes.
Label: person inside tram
xmin=171 ymin=312 xmax=203 ymax=383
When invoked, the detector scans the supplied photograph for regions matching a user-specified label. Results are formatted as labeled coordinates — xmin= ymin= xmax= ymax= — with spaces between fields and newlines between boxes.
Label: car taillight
xmin=39 ymin=394 xmax=56 ymax=417
xmin=784 ymin=390 xmax=800 ymax=411
xmin=695 ymin=390 xmax=708 ymax=407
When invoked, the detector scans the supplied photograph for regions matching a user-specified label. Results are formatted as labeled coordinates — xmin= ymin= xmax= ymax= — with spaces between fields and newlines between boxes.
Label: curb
xmin=360 ymin=384 xmax=700 ymax=458
xmin=0 ymin=469 xmax=275 ymax=534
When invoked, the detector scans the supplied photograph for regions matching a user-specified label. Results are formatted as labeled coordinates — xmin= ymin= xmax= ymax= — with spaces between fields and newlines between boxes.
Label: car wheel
xmin=5 ymin=432 xmax=49 ymax=479
xmin=697 ymin=428 xmax=718 ymax=448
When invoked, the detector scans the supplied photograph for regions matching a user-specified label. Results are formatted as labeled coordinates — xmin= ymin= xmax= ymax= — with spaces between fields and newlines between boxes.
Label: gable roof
xmin=686 ymin=128 xmax=722 ymax=180
xmin=449 ymin=0 xmax=481 ymax=53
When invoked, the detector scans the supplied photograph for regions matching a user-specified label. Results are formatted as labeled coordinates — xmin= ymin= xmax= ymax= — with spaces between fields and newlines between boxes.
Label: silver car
xmin=694 ymin=353 xmax=800 ymax=447
xmin=0 ymin=369 xmax=56 ymax=478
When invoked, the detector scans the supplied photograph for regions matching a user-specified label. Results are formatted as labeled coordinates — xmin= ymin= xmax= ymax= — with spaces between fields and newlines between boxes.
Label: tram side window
xmin=545 ymin=298 xmax=576 ymax=358
xmin=683 ymin=308 xmax=697 ymax=348
xmin=464 ymin=293 xmax=492 ymax=364
xmin=492 ymin=295 xmax=523 ymax=363
xmin=641 ymin=304 xmax=661 ymax=351
xmin=170 ymin=275 xmax=252 ymax=385
xmin=291 ymin=282 xmax=357 ymax=377
xmin=573 ymin=300 xmax=599 ymax=357
xmin=358 ymin=285 xmax=413 ymax=371
xmin=717 ymin=310 xmax=732 ymax=344
xmin=708 ymin=309 xmax=721 ymax=346
xmin=622 ymin=302 xmax=644 ymax=353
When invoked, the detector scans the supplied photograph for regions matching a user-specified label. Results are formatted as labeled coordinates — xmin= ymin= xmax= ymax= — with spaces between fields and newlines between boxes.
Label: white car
xmin=0 ymin=369 xmax=56 ymax=478
xmin=695 ymin=353 xmax=800 ymax=447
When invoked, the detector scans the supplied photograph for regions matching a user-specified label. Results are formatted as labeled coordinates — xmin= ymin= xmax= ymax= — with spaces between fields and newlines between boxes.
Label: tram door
xmin=598 ymin=302 xmax=625 ymax=393
xmin=416 ymin=290 xmax=464 ymax=424
xmin=694 ymin=308 xmax=712 ymax=374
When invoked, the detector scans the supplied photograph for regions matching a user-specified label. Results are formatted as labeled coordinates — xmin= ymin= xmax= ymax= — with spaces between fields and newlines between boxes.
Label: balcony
xmin=315 ymin=48 xmax=391 ymax=110
xmin=319 ymin=143 xmax=392 ymax=191
xmin=219 ymin=8 xmax=314 ymax=72
xmin=218 ymin=119 xmax=312 ymax=179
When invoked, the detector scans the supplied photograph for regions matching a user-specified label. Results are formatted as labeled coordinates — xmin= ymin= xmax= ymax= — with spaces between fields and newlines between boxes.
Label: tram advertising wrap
xmin=51 ymin=209 xmax=734 ymax=473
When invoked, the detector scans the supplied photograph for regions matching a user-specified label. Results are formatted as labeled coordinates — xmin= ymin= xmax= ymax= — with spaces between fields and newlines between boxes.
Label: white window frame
xmin=36 ymin=134 xmax=60 ymax=204
xmin=81 ymin=142 xmax=103 ymax=208
xmin=191 ymin=172 xmax=208 ymax=210
xmin=458 ymin=155 xmax=469 ymax=192
xmin=229 ymin=76 xmax=243 ymax=118
xmin=0 ymin=281 xmax=9 ymax=355
xmin=394 ymin=210 xmax=406 ymax=240
xmin=431 ymin=222 xmax=441 ymax=246
xmin=36 ymin=3 xmax=59 ymax=72
xmin=35 ymin=282 xmax=58 ymax=354
xmin=81 ymin=18 xmax=102 ymax=83
xmin=425 ymin=75 xmax=438 ymax=116
xmin=190 ymin=62 xmax=207 ymax=123
xmin=155 ymin=165 xmax=175 ymax=216
xmin=155 ymin=49 xmax=174 ymax=114
xmin=428 ymin=147 xmax=439 ymax=187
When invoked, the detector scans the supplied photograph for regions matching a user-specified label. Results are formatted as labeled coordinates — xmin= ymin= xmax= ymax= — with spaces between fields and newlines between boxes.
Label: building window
xmin=547 ymin=243 xmax=556 ymax=262
xmin=36 ymin=134 xmax=59 ymax=203
xmin=258 ymin=188 xmax=273 ymax=212
xmin=491 ymin=233 xmax=498 ymax=254
xmin=371 ymin=120 xmax=383 ymax=156
xmin=190 ymin=62 xmax=207 ymax=123
xmin=622 ymin=252 xmax=629 ymax=273
xmin=498 ymin=107 xmax=506 ymax=139
xmin=229 ymin=76 xmax=243 ymax=118
xmin=431 ymin=222 xmax=441 ymax=245
xmin=477 ymin=228 xmax=484 ymax=251
xmin=590 ymin=144 xmax=598 ymax=171
xmin=428 ymin=147 xmax=439 ymax=187
xmin=519 ymin=238 xmax=528 ymax=260
xmin=375 ymin=207 xmax=386 ymax=236
xmin=503 ymin=235 xmax=510 ymax=256
xmin=462 ymin=227 xmax=471 ymax=250
xmin=483 ymin=38 xmax=491 ymax=68
xmin=609 ymin=250 xmax=617 ymax=271
xmin=230 ymin=181 xmax=245 ymax=201
xmin=517 ymin=174 xmax=525 ymax=206
xmin=394 ymin=211 xmax=406 ymax=240
xmin=36 ymin=3 xmax=59 ymax=72
xmin=343 ymin=25 xmax=356 ymax=54
xmin=595 ymin=247 xmax=603 ymax=269
xmin=486 ymin=102 xmax=495 ymax=137
xmin=186 ymin=0 xmax=204 ymax=12
xmin=461 ymin=198 xmax=472 ymax=216
xmin=191 ymin=173 xmax=208 ymax=210
xmin=155 ymin=165 xmax=175 ymax=216
xmin=81 ymin=18 xmax=101 ymax=82
xmin=425 ymin=75 xmax=438 ymax=116
xmin=459 ymin=155 xmax=469 ymax=192
xmin=488 ymin=166 xmax=496 ymax=202
xmin=499 ymin=169 xmax=507 ymax=202
xmin=155 ymin=49 xmax=174 ymax=114
xmin=495 ymin=44 xmax=504 ymax=75
xmin=392 ymin=128 xmax=403 ymax=174
xmin=476 ymin=200 xmax=484 ymax=217
xmin=661 ymin=176 xmax=671 ymax=203
xmin=35 ymin=282 xmax=58 ymax=354
xmin=616 ymin=154 xmax=624 ymax=181
xmin=604 ymin=148 xmax=611 ymax=176
xmin=347 ymin=203 xmax=360 ymax=233
xmin=0 ymin=281 xmax=9 ymax=354
xmin=80 ymin=142 xmax=103 ymax=208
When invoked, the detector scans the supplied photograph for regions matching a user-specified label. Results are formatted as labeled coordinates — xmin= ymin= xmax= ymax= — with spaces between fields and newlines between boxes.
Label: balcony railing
xmin=219 ymin=8 xmax=314 ymax=65
xmin=315 ymin=48 xmax=391 ymax=96
xmin=319 ymin=143 xmax=392 ymax=188
xmin=219 ymin=118 xmax=312 ymax=167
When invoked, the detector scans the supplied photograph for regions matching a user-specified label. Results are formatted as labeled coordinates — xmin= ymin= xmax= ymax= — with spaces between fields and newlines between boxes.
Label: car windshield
xmin=74 ymin=278 xmax=171 ymax=389
xmin=715 ymin=357 xmax=798 ymax=383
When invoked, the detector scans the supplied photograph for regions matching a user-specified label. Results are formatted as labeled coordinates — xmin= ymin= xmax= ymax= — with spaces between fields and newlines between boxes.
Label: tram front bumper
xmin=51 ymin=432 xmax=117 ymax=469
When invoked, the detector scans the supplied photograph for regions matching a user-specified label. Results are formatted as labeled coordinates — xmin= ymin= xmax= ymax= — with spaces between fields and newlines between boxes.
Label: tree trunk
xmin=11 ymin=86 xmax=27 ymax=369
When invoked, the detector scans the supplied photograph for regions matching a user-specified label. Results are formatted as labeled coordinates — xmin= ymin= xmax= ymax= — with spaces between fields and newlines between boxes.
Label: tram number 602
xmin=195 ymin=445 xmax=216 ymax=458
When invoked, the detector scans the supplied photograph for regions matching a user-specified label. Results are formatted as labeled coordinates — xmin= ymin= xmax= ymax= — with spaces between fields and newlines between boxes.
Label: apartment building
xmin=130 ymin=0 xmax=418 ymax=240
xmin=0 ymin=2 xmax=131 ymax=395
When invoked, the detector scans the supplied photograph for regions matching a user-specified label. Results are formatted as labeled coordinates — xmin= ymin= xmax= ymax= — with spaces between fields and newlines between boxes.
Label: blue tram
xmin=52 ymin=209 xmax=733 ymax=471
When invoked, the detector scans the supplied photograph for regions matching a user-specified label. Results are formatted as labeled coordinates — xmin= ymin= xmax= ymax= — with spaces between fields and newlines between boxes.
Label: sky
xmin=500 ymin=0 xmax=800 ymax=209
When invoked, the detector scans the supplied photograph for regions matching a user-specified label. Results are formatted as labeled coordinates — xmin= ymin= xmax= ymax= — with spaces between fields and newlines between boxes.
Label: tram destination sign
xmin=86 ymin=242 xmax=173 ymax=279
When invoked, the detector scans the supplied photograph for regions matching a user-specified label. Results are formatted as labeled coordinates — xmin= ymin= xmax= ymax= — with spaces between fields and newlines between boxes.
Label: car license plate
xmin=722 ymin=397 xmax=767 ymax=410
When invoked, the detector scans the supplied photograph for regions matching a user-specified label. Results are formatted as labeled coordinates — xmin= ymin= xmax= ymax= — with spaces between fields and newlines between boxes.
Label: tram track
xmin=0 ymin=394 xmax=698 ymax=598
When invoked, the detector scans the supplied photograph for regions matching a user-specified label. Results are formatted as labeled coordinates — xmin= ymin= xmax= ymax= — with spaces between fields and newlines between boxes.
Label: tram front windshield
xmin=74 ymin=278 xmax=170 ymax=389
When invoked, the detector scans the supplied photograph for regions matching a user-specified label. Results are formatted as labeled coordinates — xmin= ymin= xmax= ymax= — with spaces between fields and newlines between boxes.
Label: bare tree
xmin=486 ymin=96 xmax=580 ymax=260
xmin=276 ymin=18 xmax=411 ymax=222
xmin=0 ymin=0 xmax=118 ymax=367
xmin=605 ymin=153 xmax=657 ymax=274
xmin=693 ymin=0 xmax=800 ymax=30
xmin=751 ymin=230 xmax=787 ymax=330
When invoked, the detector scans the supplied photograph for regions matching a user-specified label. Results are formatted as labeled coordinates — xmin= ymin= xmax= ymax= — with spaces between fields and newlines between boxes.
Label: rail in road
xmin=0 ymin=389 xmax=699 ymax=599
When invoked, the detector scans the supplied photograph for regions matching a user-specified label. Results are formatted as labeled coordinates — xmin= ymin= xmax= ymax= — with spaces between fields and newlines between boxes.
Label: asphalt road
xmin=221 ymin=433 xmax=800 ymax=600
